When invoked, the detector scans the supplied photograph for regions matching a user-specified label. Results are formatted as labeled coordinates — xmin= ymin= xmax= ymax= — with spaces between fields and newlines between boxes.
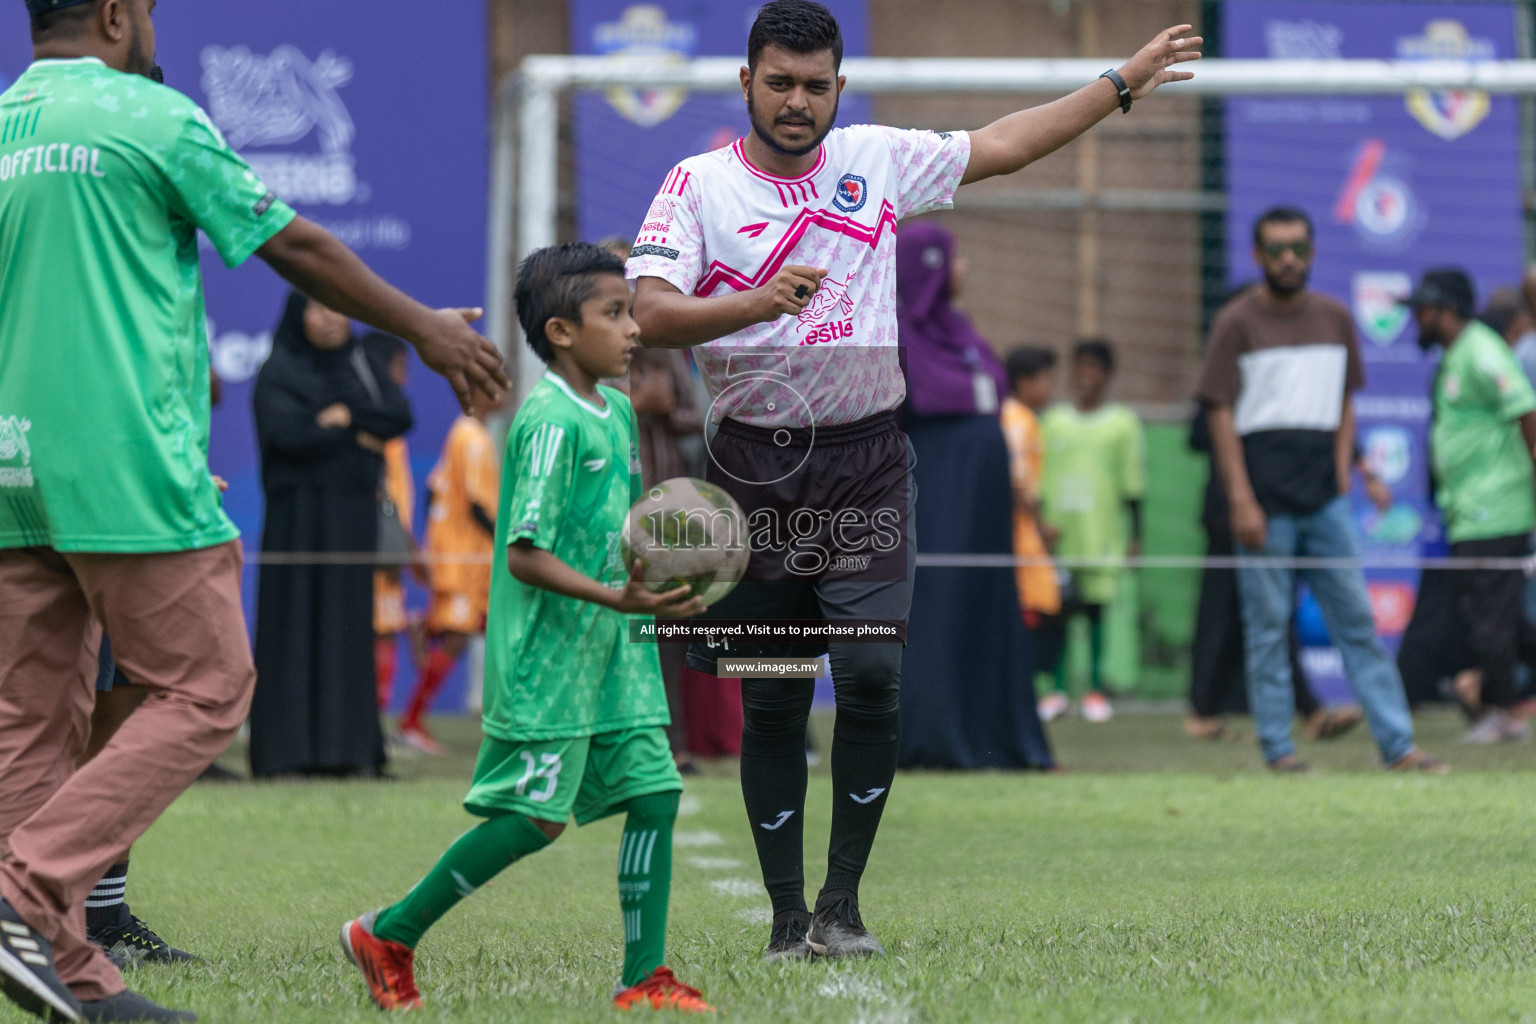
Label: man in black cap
xmin=1409 ymin=269 xmax=1536 ymax=743
xmin=0 ymin=2 xmax=508 ymax=1021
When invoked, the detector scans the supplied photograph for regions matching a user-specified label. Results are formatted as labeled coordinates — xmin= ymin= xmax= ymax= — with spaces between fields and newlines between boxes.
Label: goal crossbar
xmin=489 ymin=56 xmax=1536 ymax=402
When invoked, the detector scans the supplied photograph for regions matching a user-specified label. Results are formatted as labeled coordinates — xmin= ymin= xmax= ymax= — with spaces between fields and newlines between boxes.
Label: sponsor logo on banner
xmin=1362 ymin=504 xmax=1424 ymax=547
xmin=1263 ymin=19 xmax=1343 ymax=60
xmin=1396 ymin=20 xmax=1494 ymax=141
xmin=1351 ymin=271 xmax=1412 ymax=346
xmin=832 ymin=173 xmax=867 ymax=213
xmin=1334 ymin=139 xmax=1425 ymax=254
xmin=1367 ymin=581 xmax=1416 ymax=635
xmin=1362 ymin=426 xmax=1411 ymax=485
xmin=593 ymin=5 xmax=697 ymax=128
xmin=200 ymin=44 xmax=359 ymax=205
xmin=206 ymin=317 xmax=272 ymax=385
xmin=0 ymin=414 xmax=33 ymax=489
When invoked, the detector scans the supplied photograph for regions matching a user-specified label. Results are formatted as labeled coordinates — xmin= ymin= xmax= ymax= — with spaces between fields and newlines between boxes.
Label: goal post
xmin=487 ymin=54 xmax=1536 ymax=403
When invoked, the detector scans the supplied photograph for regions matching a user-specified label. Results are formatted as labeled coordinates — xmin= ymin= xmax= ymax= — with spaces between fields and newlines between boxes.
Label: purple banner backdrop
xmin=4 ymin=7 xmax=488 ymax=714
xmin=1225 ymin=2 xmax=1523 ymax=702
xmin=569 ymin=0 xmax=870 ymax=244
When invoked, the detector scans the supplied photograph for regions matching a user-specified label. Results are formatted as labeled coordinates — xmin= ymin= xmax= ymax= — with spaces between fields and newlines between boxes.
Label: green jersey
xmin=0 ymin=59 xmax=295 ymax=552
xmin=1039 ymin=402 xmax=1146 ymax=604
xmin=1432 ymin=319 xmax=1536 ymax=543
xmin=482 ymin=373 xmax=670 ymax=742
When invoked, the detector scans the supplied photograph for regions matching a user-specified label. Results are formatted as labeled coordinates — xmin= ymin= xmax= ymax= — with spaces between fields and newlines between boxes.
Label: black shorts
xmin=685 ymin=410 xmax=916 ymax=674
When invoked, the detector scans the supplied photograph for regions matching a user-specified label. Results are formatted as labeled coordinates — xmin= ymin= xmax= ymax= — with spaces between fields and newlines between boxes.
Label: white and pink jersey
xmin=626 ymin=124 xmax=971 ymax=428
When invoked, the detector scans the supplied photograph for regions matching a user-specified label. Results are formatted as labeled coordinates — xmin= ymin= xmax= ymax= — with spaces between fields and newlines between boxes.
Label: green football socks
xmin=618 ymin=790 xmax=678 ymax=988
xmin=372 ymin=811 xmax=553 ymax=949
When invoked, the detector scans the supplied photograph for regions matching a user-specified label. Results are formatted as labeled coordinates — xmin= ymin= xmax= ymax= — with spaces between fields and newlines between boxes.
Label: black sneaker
xmin=0 ymin=897 xmax=81 ymax=1021
xmin=80 ymin=990 xmax=195 ymax=1023
xmin=761 ymin=910 xmax=813 ymax=963
xmin=807 ymin=890 xmax=884 ymax=959
xmin=86 ymin=906 xmax=195 ymax=967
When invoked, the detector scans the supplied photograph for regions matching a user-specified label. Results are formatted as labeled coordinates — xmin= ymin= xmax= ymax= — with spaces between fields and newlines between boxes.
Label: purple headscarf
xmin=896 ymin=221 xmax=1007 ymax=417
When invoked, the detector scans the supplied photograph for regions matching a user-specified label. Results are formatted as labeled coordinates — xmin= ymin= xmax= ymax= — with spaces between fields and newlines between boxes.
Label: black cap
xmin=25 ymin=0 xmax=95 ymax=13
xmin=1401 ymin=268 xmax=1476 ymax=320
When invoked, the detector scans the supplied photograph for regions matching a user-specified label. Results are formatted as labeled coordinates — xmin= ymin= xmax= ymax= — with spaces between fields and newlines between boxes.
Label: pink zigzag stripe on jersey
xmin=693 ymin=200 xmax=899 ymax=297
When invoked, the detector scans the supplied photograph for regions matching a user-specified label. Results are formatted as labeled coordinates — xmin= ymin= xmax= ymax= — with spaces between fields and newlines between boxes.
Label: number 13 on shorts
xmin=514 ymin=751 xmax=562 ymax=803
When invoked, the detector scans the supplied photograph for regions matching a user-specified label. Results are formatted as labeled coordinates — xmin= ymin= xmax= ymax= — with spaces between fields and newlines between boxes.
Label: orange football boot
xmin=613 ymin=966 xmax=716 ymax=1013
xmin=340 ymin=911 xmax=424 ymax=1011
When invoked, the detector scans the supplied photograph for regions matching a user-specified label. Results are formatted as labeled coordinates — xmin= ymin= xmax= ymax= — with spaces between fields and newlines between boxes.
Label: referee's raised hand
xmin=1117 ymin=25 xmax=1203 ymax=100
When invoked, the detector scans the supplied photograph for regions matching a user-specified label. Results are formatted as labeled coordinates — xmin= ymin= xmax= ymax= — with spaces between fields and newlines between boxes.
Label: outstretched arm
xmin=960 ymin=25 xmax=1202 ymax=186
xmin=258 ymin=216 xmax=510 ymax=413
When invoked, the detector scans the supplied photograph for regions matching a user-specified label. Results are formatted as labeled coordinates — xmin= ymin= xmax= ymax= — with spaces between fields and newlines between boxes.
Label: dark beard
xmin=747 ymin=84 xmax=837 ymax=158
xmin=125 ymin=20 xmax=157 ymax=80
xmin=1263 ymin=266 xmax=1308 ymax=298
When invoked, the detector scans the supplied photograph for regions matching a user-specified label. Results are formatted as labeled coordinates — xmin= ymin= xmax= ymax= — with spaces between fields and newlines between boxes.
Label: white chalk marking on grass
xmin=677 ymin=795 xmax=701 ymax=817
xmin=710 ymin=878 xmax=760 ymax=898
xmin=685 ymin=856 xmax=741 ymax=870
xmin=816 ymin=973 xmax=916 ymax=1024
xmin=673 ymin=830 xmax=723 ymax=847
xmin=735 ymin=907 xmax=774 ymax=925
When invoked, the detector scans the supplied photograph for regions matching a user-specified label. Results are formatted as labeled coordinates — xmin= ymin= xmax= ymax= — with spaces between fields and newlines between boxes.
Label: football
xmin=621 ymin=476 xmax=750 ymax=606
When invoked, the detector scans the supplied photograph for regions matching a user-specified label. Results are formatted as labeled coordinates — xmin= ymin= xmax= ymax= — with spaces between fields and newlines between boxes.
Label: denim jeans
xmin=1237 ymin=496 xmax=1415 ymax=764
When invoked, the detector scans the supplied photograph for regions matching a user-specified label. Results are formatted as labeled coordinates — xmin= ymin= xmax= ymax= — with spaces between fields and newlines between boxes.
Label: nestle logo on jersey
xmin=832 ymin=173 xmax=867 ymax=213
xmin=797 ymin=273 xmax=857 ymax=346
xmin=640 ymin=196 xmax=674 ymax=234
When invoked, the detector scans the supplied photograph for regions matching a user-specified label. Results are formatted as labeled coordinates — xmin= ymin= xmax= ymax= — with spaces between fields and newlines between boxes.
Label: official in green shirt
xmin=0 ymin=2 xmax=508 ymax=1021
xmin=1410 ymin=268 xmax=1536 ymax=743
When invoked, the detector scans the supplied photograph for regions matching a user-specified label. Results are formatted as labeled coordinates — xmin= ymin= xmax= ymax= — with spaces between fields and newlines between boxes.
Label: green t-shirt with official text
xmin=481 ymin=373 xmax=671 ymax=742
xmin=0 ymin=58 xmax=295 ymax=551
xmin=1432 ymin=319 xmax=1536 ymax=543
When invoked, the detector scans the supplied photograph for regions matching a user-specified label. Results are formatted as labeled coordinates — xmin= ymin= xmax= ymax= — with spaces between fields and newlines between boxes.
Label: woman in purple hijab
xmin=895 ymin=222 xmax=1054 ymax=770
xmin=897 ymin=221 xmax=1008 ymax=417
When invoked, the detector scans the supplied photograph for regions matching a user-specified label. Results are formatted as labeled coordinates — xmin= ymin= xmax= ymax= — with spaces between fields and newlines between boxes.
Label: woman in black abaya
xmin=895 ymin=222 xmax=1054 ymax=770
xmin=251 ymin=291 xmax=412 ymax=777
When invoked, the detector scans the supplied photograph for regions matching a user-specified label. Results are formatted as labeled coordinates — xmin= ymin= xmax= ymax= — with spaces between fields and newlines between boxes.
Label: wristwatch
xmin=1099 ymin=68 xmax=1132 ymax=114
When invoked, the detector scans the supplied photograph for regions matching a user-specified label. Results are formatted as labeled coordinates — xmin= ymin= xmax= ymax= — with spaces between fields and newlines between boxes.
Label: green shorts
xmin=463 ymin=727 xmax=682 ymax=826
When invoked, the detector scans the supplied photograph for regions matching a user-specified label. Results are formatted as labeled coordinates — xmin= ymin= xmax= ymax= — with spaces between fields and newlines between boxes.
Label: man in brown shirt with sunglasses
xmin=1195 ymin=205 xmax=1442 ymax=775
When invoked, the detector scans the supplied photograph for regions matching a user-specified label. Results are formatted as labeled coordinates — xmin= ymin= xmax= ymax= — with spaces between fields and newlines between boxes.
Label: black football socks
xmin=85 ymin=861 xmax=130 ymax=935
xmin=739 ymin=678 xmax=814 ymax=916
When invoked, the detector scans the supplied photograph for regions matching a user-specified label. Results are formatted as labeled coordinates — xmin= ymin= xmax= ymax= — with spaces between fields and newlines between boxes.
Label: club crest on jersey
xmin=832 ymin=173 xmax=867 ymax=213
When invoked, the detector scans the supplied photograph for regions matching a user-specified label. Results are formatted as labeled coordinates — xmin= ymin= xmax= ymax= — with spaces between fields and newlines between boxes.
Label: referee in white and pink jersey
xmin=629 ymin=0 xmax=1200 ymax=962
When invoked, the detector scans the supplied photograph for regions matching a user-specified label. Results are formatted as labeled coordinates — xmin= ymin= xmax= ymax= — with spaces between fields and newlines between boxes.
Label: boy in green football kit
xmin=341 ymin=243 xmax=715 ymax=1014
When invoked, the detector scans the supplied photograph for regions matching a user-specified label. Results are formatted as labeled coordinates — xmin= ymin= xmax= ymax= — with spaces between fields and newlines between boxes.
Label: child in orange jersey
xmin=1001 ymin=347 xmax=1066 ymax=721
xmin=367 ymin=333 xmax=422 ymax=711
xmin=397 ymin=387 xmax=505 ymax=754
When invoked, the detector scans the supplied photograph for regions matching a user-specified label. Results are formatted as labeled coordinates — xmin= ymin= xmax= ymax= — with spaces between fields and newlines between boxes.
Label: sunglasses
xmin=1261 ymin=241 xmax=1312 ymax=260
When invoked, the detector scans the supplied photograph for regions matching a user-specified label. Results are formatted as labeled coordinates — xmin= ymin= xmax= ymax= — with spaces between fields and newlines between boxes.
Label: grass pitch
xmin=11 ymin=709 xmax=1536 ymax=1024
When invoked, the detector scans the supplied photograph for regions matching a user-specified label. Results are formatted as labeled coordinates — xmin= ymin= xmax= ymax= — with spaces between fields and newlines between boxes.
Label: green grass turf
xmin=15 ymin=709 xmax=1536 ymax=1024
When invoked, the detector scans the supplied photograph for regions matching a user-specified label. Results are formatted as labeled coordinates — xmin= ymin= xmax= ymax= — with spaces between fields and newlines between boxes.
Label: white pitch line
xmin=677 ymin=795 xmax=701 ymax=817
xmin=673 ymin=830 xmax=723 ymax=847
xmin=685 ymin=856 xmax=742 ymax=870
xmin=734 ymin=907 xmax=774 ymax=925
xmin=816 ymin=974 xmax=916 ymax=1024
xmin=709 ymin=878 xmax=760 ymax=898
